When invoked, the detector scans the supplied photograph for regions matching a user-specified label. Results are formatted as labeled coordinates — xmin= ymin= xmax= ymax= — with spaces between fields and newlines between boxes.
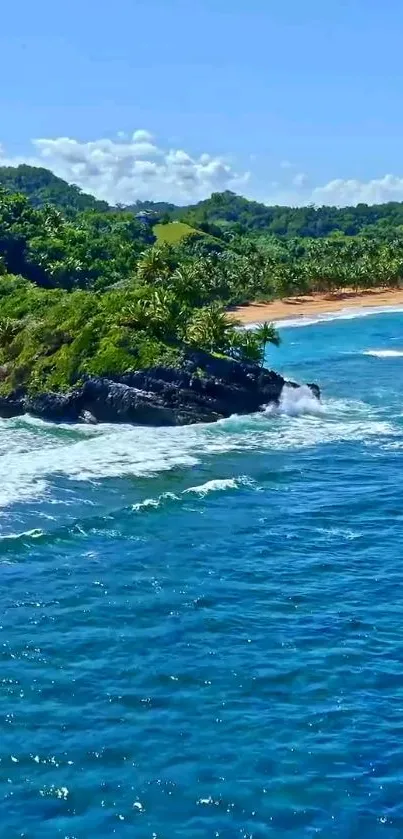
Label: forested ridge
xmin=3 ymin=164 xmax=403 ymax=238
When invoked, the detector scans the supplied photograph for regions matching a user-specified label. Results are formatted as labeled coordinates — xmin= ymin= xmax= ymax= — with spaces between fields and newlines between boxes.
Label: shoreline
xmin=233 ymin=287 xmax=403 ymax=325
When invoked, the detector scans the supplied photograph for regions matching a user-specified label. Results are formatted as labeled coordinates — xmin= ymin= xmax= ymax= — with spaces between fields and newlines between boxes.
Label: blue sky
xmin=2 ymin=0 xmax=403 ymax=206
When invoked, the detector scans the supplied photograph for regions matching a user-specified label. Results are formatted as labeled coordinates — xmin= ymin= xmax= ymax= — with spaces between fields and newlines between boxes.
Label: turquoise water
xmin=2 ymin=308 xmax=403 ymax=838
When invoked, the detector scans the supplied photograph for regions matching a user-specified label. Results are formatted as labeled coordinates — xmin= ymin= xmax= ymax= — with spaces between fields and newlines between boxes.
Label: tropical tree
xmin=254 ymin=322 xmax=281 ymax=365
xmin=136 ymin=246 xmax=171 ymax=285
xmin=229 ymin=329 xmax=263 ymax=364
xmin=185 ymin=304 xmax=238 ymax=354
xmin=121 ymin=289 xmax=188 ymax=341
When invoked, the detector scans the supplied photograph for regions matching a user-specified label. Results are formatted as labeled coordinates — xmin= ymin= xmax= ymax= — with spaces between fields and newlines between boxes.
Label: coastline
xmin=233 ymin=287 xmax=403 ymax=325
xmin=0 ymin=352 xmax=318 ymax=426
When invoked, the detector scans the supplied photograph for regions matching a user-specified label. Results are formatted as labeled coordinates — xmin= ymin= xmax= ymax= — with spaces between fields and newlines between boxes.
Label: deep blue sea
xmin=2 ymin=306 xmax=403 ymax=838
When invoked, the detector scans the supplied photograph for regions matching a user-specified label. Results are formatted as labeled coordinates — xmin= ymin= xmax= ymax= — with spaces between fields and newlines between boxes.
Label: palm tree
xmin=254 ymin=321 xmax=281 ymax=366
xmin=136 ymin=247 xmax=171 ymax=285
xmin=229 ymin=329 xmax=262 ymax=364
xmin=122 ymin=289 xmax=189 ymax=341
xmin=169 ymin=264 xmax=203 ymax=307
xmin=120 ymin=297 xmax=150 ymax=330
xmin=185 ymin=304 xmax=237 ymax=354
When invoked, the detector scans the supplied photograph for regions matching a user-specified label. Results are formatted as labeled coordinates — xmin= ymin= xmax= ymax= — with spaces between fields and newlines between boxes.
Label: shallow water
xmin=1 ymin=309 xmax=403 ymax=837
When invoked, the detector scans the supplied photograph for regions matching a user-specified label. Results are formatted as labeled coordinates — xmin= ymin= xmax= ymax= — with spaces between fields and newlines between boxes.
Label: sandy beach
xmin=234 ymin=287 xmax=403 ymax=325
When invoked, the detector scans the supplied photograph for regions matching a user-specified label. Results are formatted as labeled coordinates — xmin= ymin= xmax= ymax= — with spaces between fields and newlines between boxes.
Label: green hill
xmin=180 ymin=190 xmax=403 ymax=238
xmin=4 ymin=165 xmax=403 ymax=240
xmin=0 ymin=165 xmax=109 ymax=214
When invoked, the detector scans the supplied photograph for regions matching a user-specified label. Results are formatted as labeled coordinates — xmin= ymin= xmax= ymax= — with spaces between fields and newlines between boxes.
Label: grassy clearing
xmin=153 ymin=222 xmax=199 ymax=244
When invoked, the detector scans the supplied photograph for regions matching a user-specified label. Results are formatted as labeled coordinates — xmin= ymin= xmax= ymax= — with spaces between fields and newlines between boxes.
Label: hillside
xmin=181 ymin=191 xmax=403 ymax=238
xmin=3 ymin=165 xmax=403 ymax=240
xmin=0 ymin=165 xmax=109 ymax=214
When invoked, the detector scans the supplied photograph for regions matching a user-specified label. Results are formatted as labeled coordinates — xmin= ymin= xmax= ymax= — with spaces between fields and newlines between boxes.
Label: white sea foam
xmin=0 ymin=384 xmax=399 ymax=508
xmin=250 ymin=304 xmax=403 ymax=330
xmin=132 ymin=492 xmax=180 ymax=512
xmin=0 ymin=390 xmax=323 ymax=508
xmin=0 ymin=528 xmax=45 ymax=542
xmin=363 ymin=349 xmax=403 ymax=358
xmin=317 ymin=527 xmax=362 ymax=541
xmin=184 ymin=476 xmax=253 ymax=495
xmin=132 ymin=477 xmax=254 ymax=512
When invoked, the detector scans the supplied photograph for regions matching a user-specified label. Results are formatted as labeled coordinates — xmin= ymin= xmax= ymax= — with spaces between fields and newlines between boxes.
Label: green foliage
xmin=0 ymin=190 xmax=155 ymax=290
xmin=0 ymin=165 xmax=109 ymax=214
xmin=176 ymin=190 xmax=403 ymax=239
xmin=230 ymin=330 xmax=263 ymax=365
xmin=185 ymin=304 xmax=238 ymax=354
xmin=6 ymin=165 xmax=403 ymax=242
xmin=0 ymin=269 xmax=275 ymax=395
xmin=253 ymin=322 xmax=281 ymax=366
xmin=3 ymin=167 xmax=403 ymax=399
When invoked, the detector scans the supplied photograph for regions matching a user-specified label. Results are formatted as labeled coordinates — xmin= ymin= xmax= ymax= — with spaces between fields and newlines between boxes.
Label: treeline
xmin=181 ymin=191 xmax=403 ymax=239
xmin=4 ymin=165 xmax=403 ymax=240
xmin=2 ymin=184 xmax=403 ymax=304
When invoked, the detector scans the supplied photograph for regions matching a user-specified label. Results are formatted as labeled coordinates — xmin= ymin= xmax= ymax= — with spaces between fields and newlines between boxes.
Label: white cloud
xmin=264 ymin=171 xmax=403 ymax=207
xmin=2 ymin=133 xmax=403 ymax=208
xmin=310 ymin=174 xmax=403 ymax=206
xmin=0 ymin=132 xmax=249 ymax=205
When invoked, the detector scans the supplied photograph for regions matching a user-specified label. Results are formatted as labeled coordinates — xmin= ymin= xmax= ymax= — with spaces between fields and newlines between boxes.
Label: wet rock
xmin=307 ymin=383 xmax=321 ymax=400
xmin=0 ymin=351 xmax=320 ymax=426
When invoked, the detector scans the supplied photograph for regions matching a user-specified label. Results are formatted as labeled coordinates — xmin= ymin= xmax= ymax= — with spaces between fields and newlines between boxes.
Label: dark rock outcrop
xmin=0 ymin=350 xmax=320 ymax=426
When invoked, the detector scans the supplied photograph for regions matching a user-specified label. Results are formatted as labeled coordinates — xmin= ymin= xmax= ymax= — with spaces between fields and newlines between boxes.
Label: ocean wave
xmin=132 ymin=492 xmax=181 ymax=512
xmin=0 ymin=476 xmax=257 ymax=543
xmin=316 ymin=526 xmax=362 ymax=541
xmin=0 ymin=386 xmax=323 ymax=508
xmin=0 ymin=528 xmax=46 ymax=542
xmin=132 ymin=476 xmax=255 ymax=512
xmin=363 ymin=349 xmax=403 ymax=358
xmin=269 ymin=304 xmax=403 ymax=329
xmin=0 ymin=386 xmax=399 ymax=509
xmin=184 ymin=476 xmax=254 ymax=495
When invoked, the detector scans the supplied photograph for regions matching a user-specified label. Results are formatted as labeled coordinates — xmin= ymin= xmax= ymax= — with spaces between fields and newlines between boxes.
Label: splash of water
xmin=273 ymin=384 xmax=325 ymax=418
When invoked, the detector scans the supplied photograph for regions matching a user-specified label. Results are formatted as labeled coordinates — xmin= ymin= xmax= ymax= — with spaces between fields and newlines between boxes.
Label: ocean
xmin=1 ymin=307 xmax=403 ymax=837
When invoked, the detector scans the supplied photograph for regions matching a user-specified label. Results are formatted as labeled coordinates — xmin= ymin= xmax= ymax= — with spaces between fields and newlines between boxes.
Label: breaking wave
xmin=132 ymin=476 xmax=256 ymax=513
xmin=363 ymin=349 xmax=403 ymax=358
xmin=273 ymin=304 xmax=403 ymax=329
xmin=0 ymin=379 xmax=398 ymax=510
xmin=238 ymin=303 xmax=403 ymax=330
